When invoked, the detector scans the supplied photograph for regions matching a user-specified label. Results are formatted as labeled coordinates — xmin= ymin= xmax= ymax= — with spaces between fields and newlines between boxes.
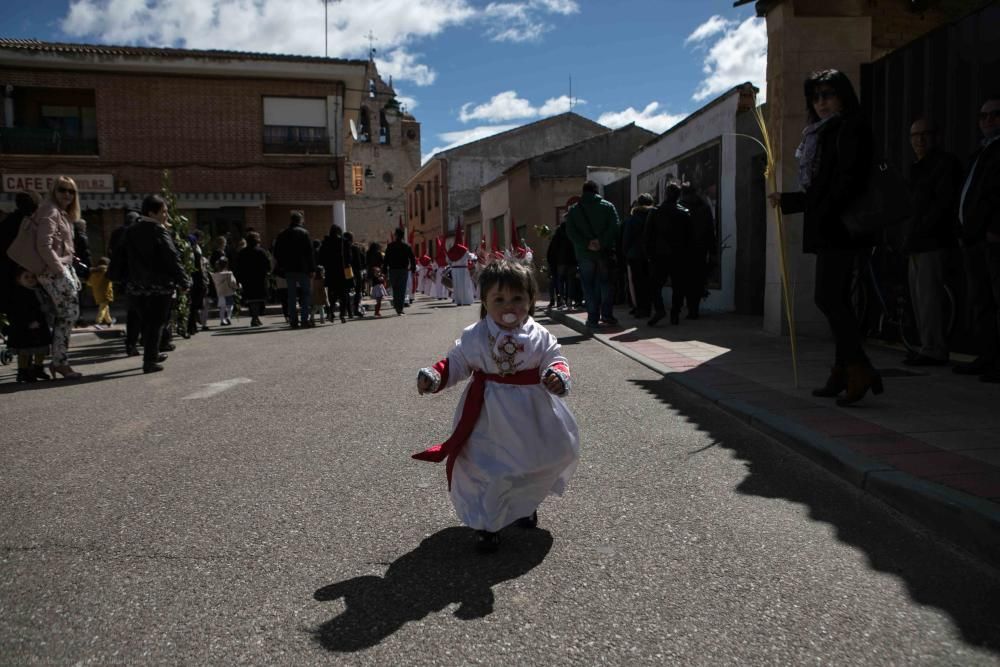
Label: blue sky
xmin=3 ymin=0 xmax=767 ymax=161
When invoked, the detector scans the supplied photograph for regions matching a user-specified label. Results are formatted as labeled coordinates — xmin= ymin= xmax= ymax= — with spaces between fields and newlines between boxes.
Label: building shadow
xmin=629 ymin=376 xmax=1000 ymax=652
xmin=312 ymin=526 xmax=553 ymax=652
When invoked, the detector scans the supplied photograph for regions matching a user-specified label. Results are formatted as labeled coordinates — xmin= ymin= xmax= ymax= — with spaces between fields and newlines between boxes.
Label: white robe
xmin=450 ymin=254 xmax=475 ymax=306
xmin=427 ymin=316 xmax=579 ymax=532
xmin=431 ymin=264 xmax=449 ymax=299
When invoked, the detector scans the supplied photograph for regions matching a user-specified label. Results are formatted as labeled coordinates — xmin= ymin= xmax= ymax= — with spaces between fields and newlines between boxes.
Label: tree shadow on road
xmin=311 ymin=526 xmax=553 ymax=652
xmin=629 ymin=376 xmax=1000 ymax=653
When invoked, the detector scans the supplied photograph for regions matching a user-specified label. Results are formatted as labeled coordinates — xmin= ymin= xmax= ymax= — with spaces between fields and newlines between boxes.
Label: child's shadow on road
xmin=312 ymin=526 xmax=553 ymax=652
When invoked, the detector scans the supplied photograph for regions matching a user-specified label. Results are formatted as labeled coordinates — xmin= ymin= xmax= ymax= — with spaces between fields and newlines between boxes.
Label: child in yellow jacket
xmin=86 ymin=257 xmax=114 ymax=326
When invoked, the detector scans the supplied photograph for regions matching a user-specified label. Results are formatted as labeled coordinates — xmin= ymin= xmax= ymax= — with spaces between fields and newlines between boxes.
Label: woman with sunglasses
xmin=35 ymin=176 xmax=84 ymax=379
xmin=768 ymin=69 xmax=882 ymax=405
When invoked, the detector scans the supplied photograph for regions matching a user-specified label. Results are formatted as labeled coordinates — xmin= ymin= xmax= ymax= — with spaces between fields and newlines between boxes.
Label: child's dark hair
xmin=478 ymin=260 xmax=537 ymax=319
xmin=216 ymin=257 xmax=229 ymax=269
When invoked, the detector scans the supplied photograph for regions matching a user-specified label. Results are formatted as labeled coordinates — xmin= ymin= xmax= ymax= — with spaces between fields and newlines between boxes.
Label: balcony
xmin=0 ymin=127 xmax=99 ymax=156
xmin=263 ymin=125 xmax=330 ymax=155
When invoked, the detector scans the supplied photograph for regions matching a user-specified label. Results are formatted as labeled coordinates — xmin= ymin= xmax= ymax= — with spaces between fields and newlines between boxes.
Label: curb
xmin=549 ymin=310 xmax=1000 ymax=566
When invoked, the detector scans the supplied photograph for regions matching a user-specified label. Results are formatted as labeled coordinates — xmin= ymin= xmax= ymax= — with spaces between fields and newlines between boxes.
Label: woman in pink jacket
xmin=35 ymin=176 xmax=83 ymax=379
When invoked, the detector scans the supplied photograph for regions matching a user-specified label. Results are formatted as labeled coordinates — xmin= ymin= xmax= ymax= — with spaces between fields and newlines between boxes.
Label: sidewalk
xmin=545 ymin=304 xmax=1000 ymax=566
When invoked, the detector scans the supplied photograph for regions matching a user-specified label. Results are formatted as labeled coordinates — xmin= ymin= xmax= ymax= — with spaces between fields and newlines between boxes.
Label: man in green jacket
xmin=565 ymin=181 xmax=621 ymax=327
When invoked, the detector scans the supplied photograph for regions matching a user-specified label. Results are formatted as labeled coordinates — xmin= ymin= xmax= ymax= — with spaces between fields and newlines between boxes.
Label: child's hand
xmin=543 ymin=372 xmax=565 ymax=395
xmin=417 ymin=372 xmax=433 ymax=395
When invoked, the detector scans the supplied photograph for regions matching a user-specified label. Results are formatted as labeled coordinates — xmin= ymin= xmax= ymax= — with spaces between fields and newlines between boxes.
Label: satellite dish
xmin=349 ymin=118 xmax=359 ymax=141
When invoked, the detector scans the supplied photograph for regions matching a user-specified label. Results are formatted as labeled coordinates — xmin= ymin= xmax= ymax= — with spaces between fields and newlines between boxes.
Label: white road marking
xmin=182 ymin=377 xmax=254 ymax=399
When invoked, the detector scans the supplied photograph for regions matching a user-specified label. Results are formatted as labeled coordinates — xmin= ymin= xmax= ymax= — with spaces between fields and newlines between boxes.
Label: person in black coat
xmin=644 ymin=183 xmax=691 ymax=326
xmin=0 ymin=193 xmax=39 ymax=314
xmin=272 ymin=211 xmax=316 ymax=328
xmin=546 ymin=215 xmax=577 ymax=309
xmin=8 ymin=267 xmax=53 ymax=383
xmin=344 ymin=232 xmax=365 ymax=317
xmin=318 ymin=226 xmax=350 ymax=323
xmin=115 ymin=195 xmax=191 ymax=373
xmin=235 ymin=231 xmax=271 ymax=327
xmin=109 ymin=210 xmax=144 ymax=354
xmin=953 ymin=95 xmax=1000 ymax=382
xmin=679 ymin=185 xmax=718 ymax=320
xmin=620 ymin=194 xmax=654 ymax=318
xmin=770 ymin=69 xmax=879 ymax=405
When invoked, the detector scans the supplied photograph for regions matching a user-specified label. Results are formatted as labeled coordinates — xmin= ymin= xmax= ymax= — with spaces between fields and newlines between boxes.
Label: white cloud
xmin=482 ymin=0 xmax=577 ymax=42
xmin=423 ymin=124 xmax=519 ymax=163
xmin=598 ymin=102 xmax=686 ymax=134
xmin=375 ymin=49 xmax=436 ymax=87
xmin=395 ymin=90 xmax=418 ymax=112
xmin=459 ymin=91 xmax=537 ymax=123
xmin=458 ymin=91 xmax=584 ymax=123
xmin=537 ymin=94 xmax=585 ymax=116
xmin=690 ymin=15 xmax=767 ymax=102
xmin=685 ymin=15 xmax=731 ymax=45
xmin=59 ymin=0 xmax=476 ymax=85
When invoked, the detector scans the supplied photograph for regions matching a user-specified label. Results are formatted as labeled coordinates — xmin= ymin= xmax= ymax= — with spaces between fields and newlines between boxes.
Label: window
xmin=379 ymin=109 xmax=390 ymax=145
xmin=358 ymin=107 xmax=372 ymax=143
xmin=262 ymin=97 xmax=329 ymax=154
xmin=433 ymin=176 xmax=440 ymax=208
xmin=1 ymin=87 xmax=98 ymax=155
xmin=491 ymin=215 xmax=506 ymax=248
xmin=467 ymin=223 xmax=481 ymax=251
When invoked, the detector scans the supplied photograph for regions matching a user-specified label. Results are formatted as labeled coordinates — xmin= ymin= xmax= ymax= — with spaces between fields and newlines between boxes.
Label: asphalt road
xmin=2 ymin=298 xmax=999 ymax=665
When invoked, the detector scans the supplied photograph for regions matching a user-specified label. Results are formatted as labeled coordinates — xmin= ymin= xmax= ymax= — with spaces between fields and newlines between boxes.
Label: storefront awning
xmin=0 ymin=192 xmax=267 ymax=212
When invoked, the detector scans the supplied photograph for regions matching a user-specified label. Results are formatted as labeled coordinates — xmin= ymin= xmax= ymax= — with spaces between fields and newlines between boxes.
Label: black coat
xmin=904 ymin=148 xmax=962 ymax=254
xmin=6 ymin=284 xmax=52 ymax=351
xmin=235 ymin=245 xmax=271 ymax=301
xmin=680 ymin=194 xmax=717 ymax=259
xmin=779 ymin=113 xmax=874 ymax=253
xmin=319 ymin=236 xmax=347 ymax=289
xmin=643 ymin=202 xmax=690 ymax=259
xmin=115 ymin=217 xmax=191 ymax=294
xmin=959 ymin=138 xmax=1000 ymax=245
xmin=383 ymin=240 xmax=416 ymax=271
xmin=0 ymin=209 xmax=30 ymax=309
xmin=546 ymin=222 xmax=576 ymax=266
xmin=273 ymin=224 xmax=316 ymax=275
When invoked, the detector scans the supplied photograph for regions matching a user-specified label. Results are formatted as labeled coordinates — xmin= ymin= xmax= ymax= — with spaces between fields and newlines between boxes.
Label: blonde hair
xmin=49 ymin=176 xmax=81 ymax=221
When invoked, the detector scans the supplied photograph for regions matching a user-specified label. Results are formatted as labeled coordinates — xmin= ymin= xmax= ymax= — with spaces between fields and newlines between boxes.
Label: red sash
xmin=412 ymin=368 xmax=540 ymax=489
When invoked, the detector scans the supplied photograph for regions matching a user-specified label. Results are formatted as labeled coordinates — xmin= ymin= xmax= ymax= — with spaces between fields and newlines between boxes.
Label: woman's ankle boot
xmin=836 ymin=363 xmax=884 ymax=406
xmin=812 ymin=365 xmax=846 ymax=397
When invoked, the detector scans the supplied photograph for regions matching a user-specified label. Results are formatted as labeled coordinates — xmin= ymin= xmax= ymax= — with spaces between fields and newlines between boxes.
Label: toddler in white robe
xmin=414 ymin=260 xmax=579 ymax=552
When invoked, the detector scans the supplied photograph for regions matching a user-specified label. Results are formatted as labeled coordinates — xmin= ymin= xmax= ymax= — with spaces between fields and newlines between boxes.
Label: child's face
xmin=484 ymin=284 xmax=531 ymax=330
xmin=16 ymin=272 xmax=38 ymax=289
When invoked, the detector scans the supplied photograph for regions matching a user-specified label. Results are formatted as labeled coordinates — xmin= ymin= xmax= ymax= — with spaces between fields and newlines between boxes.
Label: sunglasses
xmin=57 ymin=187 xmax=76 ymax=195
xmin=980 ymin=110 xmax=1000 ymax=121
xmin=811 ymin=90 xmax=838 ymax=102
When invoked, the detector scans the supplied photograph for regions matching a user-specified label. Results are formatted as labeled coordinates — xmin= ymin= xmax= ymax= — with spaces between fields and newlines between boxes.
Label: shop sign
xmin=2 ymin=173 xmax=115 ymax=194
xmin=352 ymin=164 xmax=364 ymax=194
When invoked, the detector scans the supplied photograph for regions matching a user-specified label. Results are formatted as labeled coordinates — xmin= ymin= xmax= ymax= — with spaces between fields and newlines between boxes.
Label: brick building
xmin=0 ymin=39 xmax=417 ymax=258
xmin=404 ymin=112 xmax=608 ymax=258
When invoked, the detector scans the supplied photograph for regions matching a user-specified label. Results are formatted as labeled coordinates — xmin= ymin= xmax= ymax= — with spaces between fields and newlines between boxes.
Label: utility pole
xmin=569 ymin=75 xmax=573 ymax=112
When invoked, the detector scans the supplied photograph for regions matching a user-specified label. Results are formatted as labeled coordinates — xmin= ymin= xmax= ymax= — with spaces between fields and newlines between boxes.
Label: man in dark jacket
xmin=954 ymin=96 xmax=1000 ymax=381
xmin=117 ymin=195 xmax=191 ymax=373
xmin=383 ymin=227 xmax=416 ymax=315
xmin=679 ymin=185 xmax=717 ymax=320
xmin=344 ymin=232 xmax=365 ymax=317
xmin=565 ymin=181 xmax=620 ymax=328
xmin=273 ymin=211 xmax=315 ymax=329
xmin=644 ymin=183 xmax=691 ymax=326
xmin=902 ymin=117 xmax=963 ymax=366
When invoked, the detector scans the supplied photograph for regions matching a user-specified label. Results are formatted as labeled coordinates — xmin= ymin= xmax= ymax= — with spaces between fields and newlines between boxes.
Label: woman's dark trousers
xmin=814 ymin=249 xmax=869 ymax=366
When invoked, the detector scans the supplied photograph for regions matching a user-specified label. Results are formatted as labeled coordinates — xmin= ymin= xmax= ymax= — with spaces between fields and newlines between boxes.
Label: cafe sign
xmin=2 ymin=173 xmax=115 ymax=194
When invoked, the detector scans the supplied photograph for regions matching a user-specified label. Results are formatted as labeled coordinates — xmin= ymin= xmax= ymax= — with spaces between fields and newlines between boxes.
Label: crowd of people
xmin=1 ymin=75 xmax=996 ymax=403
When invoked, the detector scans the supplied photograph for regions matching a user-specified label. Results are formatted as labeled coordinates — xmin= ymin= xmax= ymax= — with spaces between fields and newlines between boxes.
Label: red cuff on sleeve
xmin=432 ymin=358 xmax=449 ymax=393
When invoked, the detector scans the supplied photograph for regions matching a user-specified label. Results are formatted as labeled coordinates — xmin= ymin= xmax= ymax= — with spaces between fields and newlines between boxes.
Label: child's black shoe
xmin=513 ymin=511 xmax=538 ymax=529
xmin=476 ymin=530 xmax=501 ymax=553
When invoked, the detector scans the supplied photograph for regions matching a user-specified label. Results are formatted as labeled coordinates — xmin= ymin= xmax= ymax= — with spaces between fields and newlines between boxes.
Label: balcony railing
xmin=263 ymin=125 xmax=330 ymax=155
xmin=0 ymin=127 xmax=99 ymax=155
